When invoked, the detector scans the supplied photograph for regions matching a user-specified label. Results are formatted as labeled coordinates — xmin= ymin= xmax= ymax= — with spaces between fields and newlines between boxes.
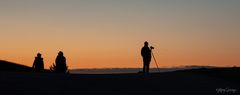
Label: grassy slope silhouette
xmin=0 ymin=67 xmax=239 ymax=95
xmin=0 ymin=60 xmax=33 ymax=72
xmin=0 ymin=60 xmax=239 ymax=95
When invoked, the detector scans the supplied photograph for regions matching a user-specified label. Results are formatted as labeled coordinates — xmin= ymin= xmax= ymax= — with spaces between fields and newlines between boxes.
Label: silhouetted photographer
xmin=141 ymin=41 xmax=153 ymax=73
xmin=32 ymin=53 xmax=44 ymax=72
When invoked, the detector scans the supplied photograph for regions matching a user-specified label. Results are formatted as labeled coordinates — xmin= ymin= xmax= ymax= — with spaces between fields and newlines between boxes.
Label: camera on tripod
xmin=150 ymin=46 xmax=154 ymax=49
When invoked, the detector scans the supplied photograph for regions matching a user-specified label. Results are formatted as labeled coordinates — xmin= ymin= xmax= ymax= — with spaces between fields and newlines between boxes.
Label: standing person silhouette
xmin=141 ymin=41 xmax=152 ymax=73
xmin=55 ymin=51 xmax=67 ymax=73
xmin=32 ymin=53 xmax=44 ymax=71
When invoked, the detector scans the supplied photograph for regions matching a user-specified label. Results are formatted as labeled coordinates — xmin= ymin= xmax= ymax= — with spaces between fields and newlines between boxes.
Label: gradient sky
xmin=0 ymin=0 xmax=240 ymax=69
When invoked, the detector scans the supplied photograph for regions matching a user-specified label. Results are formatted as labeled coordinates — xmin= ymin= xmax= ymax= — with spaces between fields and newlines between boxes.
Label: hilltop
xmin=0 ymin=60 xmax=33 ymax=72
xmin=0 ymin=62 xmax=239 ymax=95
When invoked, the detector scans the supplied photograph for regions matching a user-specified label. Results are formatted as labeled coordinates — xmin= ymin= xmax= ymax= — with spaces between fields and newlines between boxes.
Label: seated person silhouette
xmin=55 ymin=51 xmax=67 ymax=73
xmin=32 ymin=53 xmax=44 ymax=71
xmin=141 ymin=41 xmax=152 ymax=73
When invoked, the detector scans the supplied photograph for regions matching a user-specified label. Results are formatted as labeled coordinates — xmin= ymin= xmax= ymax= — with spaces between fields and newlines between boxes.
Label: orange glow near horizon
xmin=0 ymin=1 xmax=240 ymax=69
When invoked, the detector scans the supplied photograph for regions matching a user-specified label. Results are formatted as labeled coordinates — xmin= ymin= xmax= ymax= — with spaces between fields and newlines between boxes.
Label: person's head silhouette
xmin=58 ymin=51 xmax=64 ymax=56
xmin=37 ymin=53 xmax=42 ymax=57
xmin=144 ymin=41 xmax=149 ymax=46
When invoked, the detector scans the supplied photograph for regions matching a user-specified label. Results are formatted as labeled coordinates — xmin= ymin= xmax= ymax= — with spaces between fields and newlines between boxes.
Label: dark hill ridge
xmin=174 ymin=67 xmax=240 ymax=84
xmin=0 ymin=60 xmax=33 ymax=72
xmin=70 ymin=66 xmax=216 ymax=74
xmin=0 ymin=66 xmax=239 ymax=95
xmin=0 ymin=60 xmax=239 ymax=95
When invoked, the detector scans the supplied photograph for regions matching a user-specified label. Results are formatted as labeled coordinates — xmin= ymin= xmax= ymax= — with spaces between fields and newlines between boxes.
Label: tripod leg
xmin=151 ymin=51 xmax=160 ymax=72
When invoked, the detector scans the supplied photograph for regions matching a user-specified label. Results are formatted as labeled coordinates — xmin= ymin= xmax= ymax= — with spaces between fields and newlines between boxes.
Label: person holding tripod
xmin=141 ymin=41 xmax=154 ymax=73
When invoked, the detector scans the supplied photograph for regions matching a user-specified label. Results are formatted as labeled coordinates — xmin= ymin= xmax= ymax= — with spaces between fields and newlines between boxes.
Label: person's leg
xmin=143 ymin=64 xmax=146 ymax=73
xmin=146 ymin=64 xmax=149 ymax=73
xmin=143 ymin=58 xmax=146 ymax=73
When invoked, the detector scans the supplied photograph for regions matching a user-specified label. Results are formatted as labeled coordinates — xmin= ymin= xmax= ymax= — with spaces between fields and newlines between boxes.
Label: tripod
xmin=151 ymin=49 xmax=160 ymax=72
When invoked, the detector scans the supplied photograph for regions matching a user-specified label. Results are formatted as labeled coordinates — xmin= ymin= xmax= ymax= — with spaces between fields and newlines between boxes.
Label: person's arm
xmin=42 ymin=58 xmax=44 ymax=68
xmin=63 ymin=57 xmax=67 ymax=70
xmin=32 ymin=60 xmax=36 ymax=68
xmin=63 ymin=57 xmax=66 ymax=65
xmin=55 ymin=57 xmax=58 ymax=65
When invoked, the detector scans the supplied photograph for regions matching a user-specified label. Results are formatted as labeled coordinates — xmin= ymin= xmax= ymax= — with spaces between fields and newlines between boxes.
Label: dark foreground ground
xmin=0 ymin=68 xmax=240 ymax=95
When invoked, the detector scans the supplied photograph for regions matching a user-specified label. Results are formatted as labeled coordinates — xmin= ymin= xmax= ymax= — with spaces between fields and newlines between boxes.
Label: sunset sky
xmin=0 ymin=0 xmax=239 ymax=69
